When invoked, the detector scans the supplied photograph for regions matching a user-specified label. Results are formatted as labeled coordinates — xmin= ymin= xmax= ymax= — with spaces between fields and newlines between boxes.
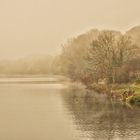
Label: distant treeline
xmin=59 ymin=29 xmax=140 ymax=85
xmin=0 ymin=55 xmax=61 ymax=75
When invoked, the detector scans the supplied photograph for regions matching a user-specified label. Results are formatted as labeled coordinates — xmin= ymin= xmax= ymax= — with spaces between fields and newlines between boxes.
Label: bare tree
xmin=88 ymin=31 xmax=139 ymax=83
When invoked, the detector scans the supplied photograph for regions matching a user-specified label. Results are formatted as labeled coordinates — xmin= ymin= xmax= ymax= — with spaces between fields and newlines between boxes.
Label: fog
xmin=0 ymin=0 xmax=140 ymax=59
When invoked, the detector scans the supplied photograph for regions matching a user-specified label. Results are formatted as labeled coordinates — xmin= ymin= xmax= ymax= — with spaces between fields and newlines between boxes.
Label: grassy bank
xmin=89 ymin=83 xmax=140 ymax=107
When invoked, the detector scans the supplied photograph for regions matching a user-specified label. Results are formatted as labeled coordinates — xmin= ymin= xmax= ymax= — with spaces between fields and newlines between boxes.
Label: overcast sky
xmin=0 ymin=0 xmax=140 ymax=59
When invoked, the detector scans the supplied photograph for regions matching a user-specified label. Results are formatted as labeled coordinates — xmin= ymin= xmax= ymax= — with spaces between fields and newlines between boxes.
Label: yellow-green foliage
xmin=127 ymin=94 xmax=140 ymax=106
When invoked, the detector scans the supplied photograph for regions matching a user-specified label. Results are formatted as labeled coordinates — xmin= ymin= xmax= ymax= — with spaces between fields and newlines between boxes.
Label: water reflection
xmin=0 ymin=83 xmax=79 ymax=140
xmin=0 ymin=79 xmax=140 ymax=140
xmin=62 ymin=88 xmax=140 ymax=140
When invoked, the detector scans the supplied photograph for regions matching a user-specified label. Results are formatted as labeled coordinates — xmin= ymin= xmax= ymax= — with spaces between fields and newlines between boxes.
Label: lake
xmin=0 ymin=76 xmax=139 ymax=140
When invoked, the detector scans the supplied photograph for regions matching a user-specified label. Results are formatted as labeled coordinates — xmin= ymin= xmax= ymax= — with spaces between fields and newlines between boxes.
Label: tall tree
xmin=88 ymin=31 xmax=139 ymax=83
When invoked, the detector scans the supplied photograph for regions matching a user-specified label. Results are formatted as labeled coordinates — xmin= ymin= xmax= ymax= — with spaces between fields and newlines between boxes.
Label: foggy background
xmin=0 ymin=0 xmax=140 ymax=60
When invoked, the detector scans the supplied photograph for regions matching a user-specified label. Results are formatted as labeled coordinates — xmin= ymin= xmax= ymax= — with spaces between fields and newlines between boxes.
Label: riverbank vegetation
xmin=59 ymin=29 xmax=140 ymax=106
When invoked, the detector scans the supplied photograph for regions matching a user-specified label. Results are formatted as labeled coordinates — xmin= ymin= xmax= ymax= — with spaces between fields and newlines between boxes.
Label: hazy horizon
xmin=0 ymin=0 xmax=140 ymax=59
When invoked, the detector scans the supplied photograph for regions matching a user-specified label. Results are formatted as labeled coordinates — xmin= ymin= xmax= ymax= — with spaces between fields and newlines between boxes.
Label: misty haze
xmin=0 ymin=0 xmax=140 ymax=140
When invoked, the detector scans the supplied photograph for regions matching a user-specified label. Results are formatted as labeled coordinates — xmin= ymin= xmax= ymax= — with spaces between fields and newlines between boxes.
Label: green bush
xmin=127 ymin=94 xmax=140 ymax=106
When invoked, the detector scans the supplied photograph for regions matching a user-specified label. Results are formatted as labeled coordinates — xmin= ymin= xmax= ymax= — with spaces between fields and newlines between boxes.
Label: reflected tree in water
xmin=61 ymin=88 xmax=140 ymax=140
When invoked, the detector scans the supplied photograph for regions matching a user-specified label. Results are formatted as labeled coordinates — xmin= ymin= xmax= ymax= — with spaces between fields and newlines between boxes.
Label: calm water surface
xmin=0 ymin=77 xmax=140 ymax=140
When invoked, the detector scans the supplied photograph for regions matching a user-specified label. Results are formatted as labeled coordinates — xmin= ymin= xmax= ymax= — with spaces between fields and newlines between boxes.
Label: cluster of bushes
xmin=59 ymin=29 xmax=140 ymax=85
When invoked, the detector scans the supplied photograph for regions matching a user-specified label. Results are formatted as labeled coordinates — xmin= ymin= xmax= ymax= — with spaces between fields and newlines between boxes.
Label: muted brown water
xmin=0 ymin=77 xmax=140 ymax=140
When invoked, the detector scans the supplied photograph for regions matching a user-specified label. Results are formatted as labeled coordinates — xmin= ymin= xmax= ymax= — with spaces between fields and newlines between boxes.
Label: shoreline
xmin=87 ymin=83 xmax=140 ymax=107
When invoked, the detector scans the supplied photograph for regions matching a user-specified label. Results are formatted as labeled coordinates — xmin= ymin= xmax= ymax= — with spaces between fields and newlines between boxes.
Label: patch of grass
xmin=131 ymin=87 xmax=140 ymax=95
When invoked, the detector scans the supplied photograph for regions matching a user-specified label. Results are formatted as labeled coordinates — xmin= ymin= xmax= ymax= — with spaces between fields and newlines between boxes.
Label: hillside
xmin=126 ymin=25 xmax=140 ymax=47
